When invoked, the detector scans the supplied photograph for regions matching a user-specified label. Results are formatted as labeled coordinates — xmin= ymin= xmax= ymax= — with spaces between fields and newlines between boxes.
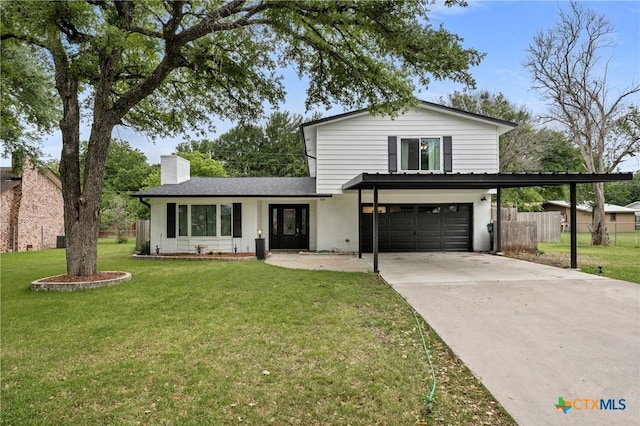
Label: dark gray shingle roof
xmin=132 ymin=177 xmax=325 ymax=197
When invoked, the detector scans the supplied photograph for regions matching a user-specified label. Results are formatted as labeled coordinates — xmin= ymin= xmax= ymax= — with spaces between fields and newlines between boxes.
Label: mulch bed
xmin=507 ymin=251 xmax=571 ymax=268
xmin=159 ymin=252 xmax=256 ymax=258
xmin=40 ymin=272 xmax=128 ymax=283
xmin=134 ymin=252 xmax=258 ymax=261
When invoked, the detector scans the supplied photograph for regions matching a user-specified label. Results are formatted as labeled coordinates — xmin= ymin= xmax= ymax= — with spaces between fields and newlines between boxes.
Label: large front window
xmin=400 ymin=137 xmax=441 ymax=171
xmin=220 ymin=204 xmax=232 ymax=236
xmin=178 ymin=205 xmax=188 ymax=236
xmin=191 ymin=205 xmax=216 ymax=236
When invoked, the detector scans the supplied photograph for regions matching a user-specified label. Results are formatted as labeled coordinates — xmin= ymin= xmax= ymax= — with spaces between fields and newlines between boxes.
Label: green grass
xmin=538 ymin=231 xmax=640 ymax=283
xmin=1 ymin=241 xmax=514 ymax=425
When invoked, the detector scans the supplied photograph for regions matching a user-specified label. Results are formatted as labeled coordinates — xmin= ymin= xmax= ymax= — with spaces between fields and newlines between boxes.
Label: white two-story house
xmin=134 ymin=101 xmax=516 ymax=256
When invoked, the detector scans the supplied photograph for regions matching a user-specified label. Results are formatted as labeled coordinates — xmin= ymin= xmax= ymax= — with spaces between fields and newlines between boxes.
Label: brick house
xmin=0 ymin=159 xmax=65 ymax=252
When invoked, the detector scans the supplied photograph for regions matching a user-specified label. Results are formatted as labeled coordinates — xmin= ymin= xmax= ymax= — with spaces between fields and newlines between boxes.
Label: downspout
xmin=299 ymin=124 xmax=311 ymax=176
xmin=138 ymin=197 xmax=151 ymax=209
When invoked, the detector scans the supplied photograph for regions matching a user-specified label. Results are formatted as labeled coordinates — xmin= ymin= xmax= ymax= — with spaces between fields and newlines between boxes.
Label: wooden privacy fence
xmin=492 ymin=207 xmax=518 ymax=221
xmin=492 ymin=207 xmax=561 ymax=243
xmin=517 ymin=211 xmax=561 ymax=242
xmin=498 ymin=221 xmax=538 ymax=253
xmin=490 ymin=206 xmax=563 ymax=253
xmin=136 ymin=220 xmax=150 ymax=250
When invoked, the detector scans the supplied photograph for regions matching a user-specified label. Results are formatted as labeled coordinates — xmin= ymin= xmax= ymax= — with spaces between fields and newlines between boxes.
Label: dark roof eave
xmin=131 ymin=193 xmax=332 ymax=198
xmin=342 ymin=172 xmax=634 ymax=191
xmin=301 ymin=100 xmax=518 ymax=130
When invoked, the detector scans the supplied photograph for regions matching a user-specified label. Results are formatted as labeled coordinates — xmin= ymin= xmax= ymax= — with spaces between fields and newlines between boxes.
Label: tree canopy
xmin=525 ymin=0 xmax=640 ymax=244
xmin=177 ymin=111 xmax=309 ymax=177
xmin=1 ymin=0 xmax=484 ymax=276
xmin=605 ymin=172 xmax=640 ymax=206
xmin=96 ymin=139 xmax=153 ymax=223
xmin=442 ymin=90 xmax=583 ymax=210
xmin=0 ymin=39 xmax=60 ymax=167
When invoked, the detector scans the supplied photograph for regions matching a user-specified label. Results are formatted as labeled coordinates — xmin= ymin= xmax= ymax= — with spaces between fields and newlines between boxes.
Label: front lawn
xmin=524 ymin=231 xmax=640 ymax=284
xmin=1 ymin=241 xmax=514 ymax=425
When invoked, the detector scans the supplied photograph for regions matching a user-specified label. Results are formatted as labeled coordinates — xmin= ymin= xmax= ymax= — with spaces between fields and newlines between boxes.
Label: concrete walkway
xmin=267 ymin=251 xmax=640 ymax=425
xmin=266 ymin=252 xmax=372 ymax=272
xmin=371 ymin=252 xmax=640 ymax=426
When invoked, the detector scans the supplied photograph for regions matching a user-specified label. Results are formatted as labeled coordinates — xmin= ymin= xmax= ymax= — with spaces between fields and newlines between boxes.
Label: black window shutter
xmin=443 ymin=136 xmax=453 ymax=173
xmin=166 ymin=203 xmax=176 ymax=238
xmin=388 ymin=136 xmax=397 ymax=173
xmin=233 ymin=203 xmax=242 ymax=238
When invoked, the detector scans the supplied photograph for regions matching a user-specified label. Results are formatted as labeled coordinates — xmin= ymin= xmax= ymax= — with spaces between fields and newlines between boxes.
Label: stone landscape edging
xmin=31 ymin=271 xmax=132 ymax=291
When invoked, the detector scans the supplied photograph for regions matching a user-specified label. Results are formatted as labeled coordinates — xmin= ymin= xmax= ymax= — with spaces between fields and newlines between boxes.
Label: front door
xmin=269 ymin=204 xmax=309 ymax=250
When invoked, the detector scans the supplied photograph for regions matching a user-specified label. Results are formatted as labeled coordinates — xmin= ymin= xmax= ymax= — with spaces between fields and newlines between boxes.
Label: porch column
xmin=373 ymin=186 xmax=379 ymax=273
xmin=358 ymin=188 xmax=362 ymax=258
xmin=496 ymin=187 xmax=502 ymax=252
xmin=570 ymin=183 xmax=577 ymax=269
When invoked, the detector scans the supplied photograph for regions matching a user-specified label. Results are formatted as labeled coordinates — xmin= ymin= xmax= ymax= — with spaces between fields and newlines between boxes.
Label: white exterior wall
xmin=150 ymin=192 xmax=492 ymax=254
xmin=310 ymin=109 xmax=500 ymax=194
xmin=160 ymin=155 xmax=191 ymax=185
xmin=150 ymin=197 xmax=257 ymax=254
xmin=316 ymin=195 xmax=359 ymax=253
xmin=149 ymin=197 xmax=319 ymax=253
xmin=316 ymin=190 xmax=493 ymax=252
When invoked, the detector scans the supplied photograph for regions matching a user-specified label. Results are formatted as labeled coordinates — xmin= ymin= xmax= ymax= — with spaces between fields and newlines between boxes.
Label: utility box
xmin=486 ymin=223 xmax=494 ymax=252
xmin=56 ymin=236 xmax=66 ymax=248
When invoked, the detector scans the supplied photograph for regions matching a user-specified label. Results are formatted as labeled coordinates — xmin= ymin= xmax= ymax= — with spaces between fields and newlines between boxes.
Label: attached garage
xmin=361 ymin=203 xmax=472 ymax=252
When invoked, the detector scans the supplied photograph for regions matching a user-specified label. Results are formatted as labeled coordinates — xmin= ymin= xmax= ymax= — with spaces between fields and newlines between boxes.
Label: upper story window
xmin=400 ymin=137 xmax=441 ymax=171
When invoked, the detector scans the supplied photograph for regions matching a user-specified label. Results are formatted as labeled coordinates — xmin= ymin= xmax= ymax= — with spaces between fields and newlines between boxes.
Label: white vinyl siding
xmin=313 ymin=109 xmax=500 ymax=194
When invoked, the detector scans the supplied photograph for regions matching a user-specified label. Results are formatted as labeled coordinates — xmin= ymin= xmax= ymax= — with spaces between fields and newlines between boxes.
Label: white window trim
xmin=398 ymin=136 xmax=443 ymax=173
xmin=177 ymin=204 xmax=233 ymax=238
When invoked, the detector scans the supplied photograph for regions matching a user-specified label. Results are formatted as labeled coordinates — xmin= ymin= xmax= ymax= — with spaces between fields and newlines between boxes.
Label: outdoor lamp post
xmin=255 ymin=229 xmax=265 ymax=260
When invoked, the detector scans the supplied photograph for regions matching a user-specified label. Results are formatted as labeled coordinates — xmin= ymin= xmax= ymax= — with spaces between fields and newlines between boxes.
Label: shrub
xmin=136 ymin=240 xmax=151 ymax=255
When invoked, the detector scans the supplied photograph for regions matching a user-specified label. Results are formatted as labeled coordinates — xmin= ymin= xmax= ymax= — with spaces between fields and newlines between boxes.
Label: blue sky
xmin=7 ymin=0 xmax=640 ymax=171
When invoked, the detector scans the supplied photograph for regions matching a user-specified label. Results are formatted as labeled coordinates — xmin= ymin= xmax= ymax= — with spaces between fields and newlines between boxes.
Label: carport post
xmin=358 ymin=188 xmax=362 ymax=258
xmin=373 ymin=186 xmax=379 ymax=273
xmin=496 ymin=187 xmax=502 ymax=252
xmin=570 ymin=183 xmax=577 ymax=269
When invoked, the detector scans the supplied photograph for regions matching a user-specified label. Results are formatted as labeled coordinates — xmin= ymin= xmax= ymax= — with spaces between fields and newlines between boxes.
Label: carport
xmin=343 ymin=172 xmax=633 ymax=272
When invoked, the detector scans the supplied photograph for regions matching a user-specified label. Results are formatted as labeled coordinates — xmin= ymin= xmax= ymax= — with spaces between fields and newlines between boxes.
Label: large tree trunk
xmin=58 ymin=96 xmax=114 ymax=276
xmin=62 ymin=124 xmax=113 ymax=276
xmin=590 ymin=182 xmax=609 ymax=246
xmin=62 ymin=187 xmax=101 ymax=276
xmin=55 ymin=34 xmax=120 ymax=276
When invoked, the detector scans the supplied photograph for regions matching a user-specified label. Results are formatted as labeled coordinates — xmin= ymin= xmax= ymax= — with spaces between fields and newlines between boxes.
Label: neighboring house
xmin=0 ymin=160 xmax=65 ymax=252
xmin=134 ymin=101 xmax=517 ymax=254
xmin=543 ymin=200 xmax=638 ymax=233
xmin=625 ymin=201 xmax=640 ymax=229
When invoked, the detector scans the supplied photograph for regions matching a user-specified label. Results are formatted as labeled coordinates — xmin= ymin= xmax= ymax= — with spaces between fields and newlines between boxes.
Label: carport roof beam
xmin=342 ymin=172 xmax=633 ymax=191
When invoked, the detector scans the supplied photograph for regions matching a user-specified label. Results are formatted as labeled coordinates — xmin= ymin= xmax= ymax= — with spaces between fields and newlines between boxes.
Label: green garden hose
xmin=386 ymin=280 xmax=436 ymax=414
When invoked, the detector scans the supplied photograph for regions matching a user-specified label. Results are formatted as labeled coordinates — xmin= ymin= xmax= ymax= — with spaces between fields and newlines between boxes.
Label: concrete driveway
xmin=371 ymin=252 xmax=640 ymax=426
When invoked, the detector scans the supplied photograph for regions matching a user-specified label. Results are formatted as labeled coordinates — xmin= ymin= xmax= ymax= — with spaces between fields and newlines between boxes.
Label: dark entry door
xmin=270 ymin=204 xmax=309 ymax=250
